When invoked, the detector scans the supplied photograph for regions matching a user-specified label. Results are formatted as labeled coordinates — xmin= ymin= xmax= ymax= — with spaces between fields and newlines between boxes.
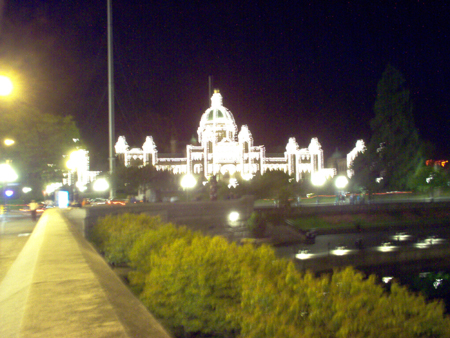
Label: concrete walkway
xmin=0 ymin=209 xmax=171 ymax=338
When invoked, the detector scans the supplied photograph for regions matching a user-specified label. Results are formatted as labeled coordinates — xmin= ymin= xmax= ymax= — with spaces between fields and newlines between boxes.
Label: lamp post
xmin=334 ymin=175 xmax=349 ymax=205
xmin=0 ymin=163 xmax=18 ymax=217
xmin=181 ymin=174 xmax=197 ymax=201
xmin=311 ymin=172 xmax=326 ymax=205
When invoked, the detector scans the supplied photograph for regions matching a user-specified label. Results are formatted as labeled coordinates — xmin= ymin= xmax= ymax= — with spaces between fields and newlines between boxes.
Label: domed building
xmin=115 ymin=90 xmax=338 ymax=181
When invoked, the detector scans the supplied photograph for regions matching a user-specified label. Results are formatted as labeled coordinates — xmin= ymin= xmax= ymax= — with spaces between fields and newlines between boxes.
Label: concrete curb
xmin=0 ymin=209 xmax=172 ymax=338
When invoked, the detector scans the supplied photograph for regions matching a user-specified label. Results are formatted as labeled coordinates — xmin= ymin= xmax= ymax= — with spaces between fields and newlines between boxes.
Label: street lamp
xmin=335 ymin=176 xmax=349 ymax=189
xmin=311 ymin=172 xmax=326 ymax=187
xmin=181 ymin=174 xmax=197 ymax=201
xmin=0 ymin=75 xmax=13 ymax=96
xmin=334 ymin=176 xmax=349 ymax=205
xmin=311 ymin=172 xmax=326 ymax=205
xmin=0 ymin=163 xmax=18 ymax=216
xmin=93 ymin=178 xmax=110 ymax=192
xmin=4 ymin=139 xmax=15 ymax=146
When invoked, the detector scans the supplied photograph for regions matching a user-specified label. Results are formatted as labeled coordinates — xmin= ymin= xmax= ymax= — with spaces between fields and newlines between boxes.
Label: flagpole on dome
xmin=208 ymin=75 xmax=213 ymax=105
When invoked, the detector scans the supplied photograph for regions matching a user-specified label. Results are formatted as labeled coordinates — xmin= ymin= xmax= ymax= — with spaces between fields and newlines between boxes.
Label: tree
xmin=352 ymin=64 xmax=423 ymax=191
xmin=114 ymin=163 xmax=178 ymax=197
xmin=0 ymin=107 xmax=80 ymax=196
xmin=412 ymin=162 xmax=449 ymax=197
xmin=249 ymin=170 xmax=298 ymax=206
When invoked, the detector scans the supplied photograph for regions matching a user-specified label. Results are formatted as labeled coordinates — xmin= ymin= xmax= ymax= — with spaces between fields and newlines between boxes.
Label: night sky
xmin=1 ymin=1 xmax=449 ymax=170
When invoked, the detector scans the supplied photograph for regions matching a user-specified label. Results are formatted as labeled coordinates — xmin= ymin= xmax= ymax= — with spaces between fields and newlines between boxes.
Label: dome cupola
xmin=198 ymin=90 xmax=238 ymax=144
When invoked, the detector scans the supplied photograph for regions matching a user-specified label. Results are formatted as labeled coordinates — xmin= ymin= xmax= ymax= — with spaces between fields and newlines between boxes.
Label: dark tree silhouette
xmin=352 ymin=64 xmax=423 ymax=191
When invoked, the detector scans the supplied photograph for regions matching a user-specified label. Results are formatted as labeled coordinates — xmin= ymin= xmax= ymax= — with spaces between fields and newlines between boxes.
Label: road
xmin=0 ymin=211 xmax=39 ymax=283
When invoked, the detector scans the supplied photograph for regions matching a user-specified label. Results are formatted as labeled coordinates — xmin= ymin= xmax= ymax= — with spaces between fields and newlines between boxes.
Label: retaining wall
xmin=0 ymin=209 xmax=172 ymax=338
xmin=65 ymin=195 xmax=255 ymax=239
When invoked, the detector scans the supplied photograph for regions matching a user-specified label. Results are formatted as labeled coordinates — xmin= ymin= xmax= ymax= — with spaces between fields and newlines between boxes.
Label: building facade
xmin=115 ymin=90 xmax=339 ymax=181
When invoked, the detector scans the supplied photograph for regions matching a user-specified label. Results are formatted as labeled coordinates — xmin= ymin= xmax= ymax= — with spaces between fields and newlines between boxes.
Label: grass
xmin=287 ymin=208 xmax=450 ymax=232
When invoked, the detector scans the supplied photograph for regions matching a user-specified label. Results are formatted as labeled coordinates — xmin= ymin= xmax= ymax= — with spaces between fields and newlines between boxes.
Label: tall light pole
xmin=107 ymin=0 xmax=115 ymax=199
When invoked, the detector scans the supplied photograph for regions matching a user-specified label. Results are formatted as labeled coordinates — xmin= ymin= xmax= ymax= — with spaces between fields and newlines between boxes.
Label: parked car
xmin=107 ymin=198 xmax=127 ymax=206
xmin=90 ymin=198 xmax=107 ymax=206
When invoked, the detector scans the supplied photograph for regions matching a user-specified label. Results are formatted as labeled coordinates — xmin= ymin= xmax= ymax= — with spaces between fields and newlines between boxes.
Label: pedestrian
xmin=29 ymin=200 xmax=38 ymax=221
xmin=209 ymin=175 xmax=217 ymax=201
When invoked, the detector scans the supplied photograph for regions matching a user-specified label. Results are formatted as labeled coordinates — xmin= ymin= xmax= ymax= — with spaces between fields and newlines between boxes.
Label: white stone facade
xmin=115 ymin=90 xmax=338 ymax=181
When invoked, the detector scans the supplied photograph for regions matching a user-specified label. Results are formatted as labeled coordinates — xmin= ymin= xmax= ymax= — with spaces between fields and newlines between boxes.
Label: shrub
xmin=246 ymin=211 xmax=266 ymax=238
xmin=240 ymin=266 xmax=450 ymax=338
xmin=139 ymin=235 xmax=281 ymax=337
xmin=127 ymin=224 xmax=200 ymax=293
xmin=91 ymin=213 xmax=166 ymax=265
xmin=91 ymin=214 xmax=450 ymax=338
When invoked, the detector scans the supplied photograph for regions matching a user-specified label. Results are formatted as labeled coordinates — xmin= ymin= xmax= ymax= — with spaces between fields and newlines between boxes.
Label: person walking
xmin=29 ymin=200 xmax=38 ymax=221
xmin=209 ymin=175 xmax=218 ymax=201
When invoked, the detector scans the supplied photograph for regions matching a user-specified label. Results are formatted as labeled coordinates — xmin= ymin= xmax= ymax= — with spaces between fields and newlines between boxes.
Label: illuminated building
xmin=63 ymin=149 xmax=101 ymax=188
xmin=347 ymin=140 xmax=366 ymax=177
xmin=115 ymin=90 xmax=348 ymax=181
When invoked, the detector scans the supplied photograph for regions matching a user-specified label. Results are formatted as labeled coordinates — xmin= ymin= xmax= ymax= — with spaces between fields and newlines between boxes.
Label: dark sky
xmin=1 ymin=0 xmax=449 ymax=169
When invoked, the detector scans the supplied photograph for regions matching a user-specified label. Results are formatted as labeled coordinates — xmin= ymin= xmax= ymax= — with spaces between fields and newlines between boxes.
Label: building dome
xmin=198 ymin=90 xmax=238 ymax=143
xmin=331 ymin=148 xmax=344 ymax=159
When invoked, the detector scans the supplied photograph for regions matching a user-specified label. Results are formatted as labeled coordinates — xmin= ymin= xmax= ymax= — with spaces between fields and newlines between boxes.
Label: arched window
xmin=216 ymin=130 xmax=226 ymax=141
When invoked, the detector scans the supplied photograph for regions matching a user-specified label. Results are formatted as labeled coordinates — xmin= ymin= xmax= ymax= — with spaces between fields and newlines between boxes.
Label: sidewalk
xmin=0 ymin=208 xmax=171 ymax=338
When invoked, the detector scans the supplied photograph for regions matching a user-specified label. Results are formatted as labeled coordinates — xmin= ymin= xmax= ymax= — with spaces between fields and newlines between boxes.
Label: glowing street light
xmin=228 ymin=211 xmax=241 ymax=227
xmin=181 ymin=174 xmax=196 ymax=189
xmin=0 ymin=75 xmax=13 ymax=96
xmin=181 ymin=174 xmax=197 ymax=201
xmin=311 ymin=172 xmax=326 ymax=187
xmin=0 ymin=163 xmax=18 ymax=183
xmin=334 ymin=176 xmax=349 ymax=205
xmin=0 ymin=163 xmax=18 ymax=215
xmin=4 ymin=139 xmax=15 ymax=146
xmin=66 ymin=150 xmax=85 ymax=172
xmin=229 ymin=211 xmax=240 ymax=222
xmin=22 ymin=187 xmax=32 ymax=193
xmin=93 ymin=178 xmax=109 ymax=192
xmin=335 ymin=176 xmax=349 ymax=189
xmin=311 ymin=172 xmax=326 ymax=205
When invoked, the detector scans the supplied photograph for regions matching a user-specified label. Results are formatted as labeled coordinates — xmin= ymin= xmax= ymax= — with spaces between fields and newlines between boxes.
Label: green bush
xmin=139 ymin=236 xmax=279 ymax=337
xmin=91 ymin=213 xmax=450 ymax=338
xmin=127 ymin=224 xmax=200 ymax=293
xmin=246 ymin=211 xmax=267 ymax=238
xmin=90 ymin=213 xmax=166 ymax=265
